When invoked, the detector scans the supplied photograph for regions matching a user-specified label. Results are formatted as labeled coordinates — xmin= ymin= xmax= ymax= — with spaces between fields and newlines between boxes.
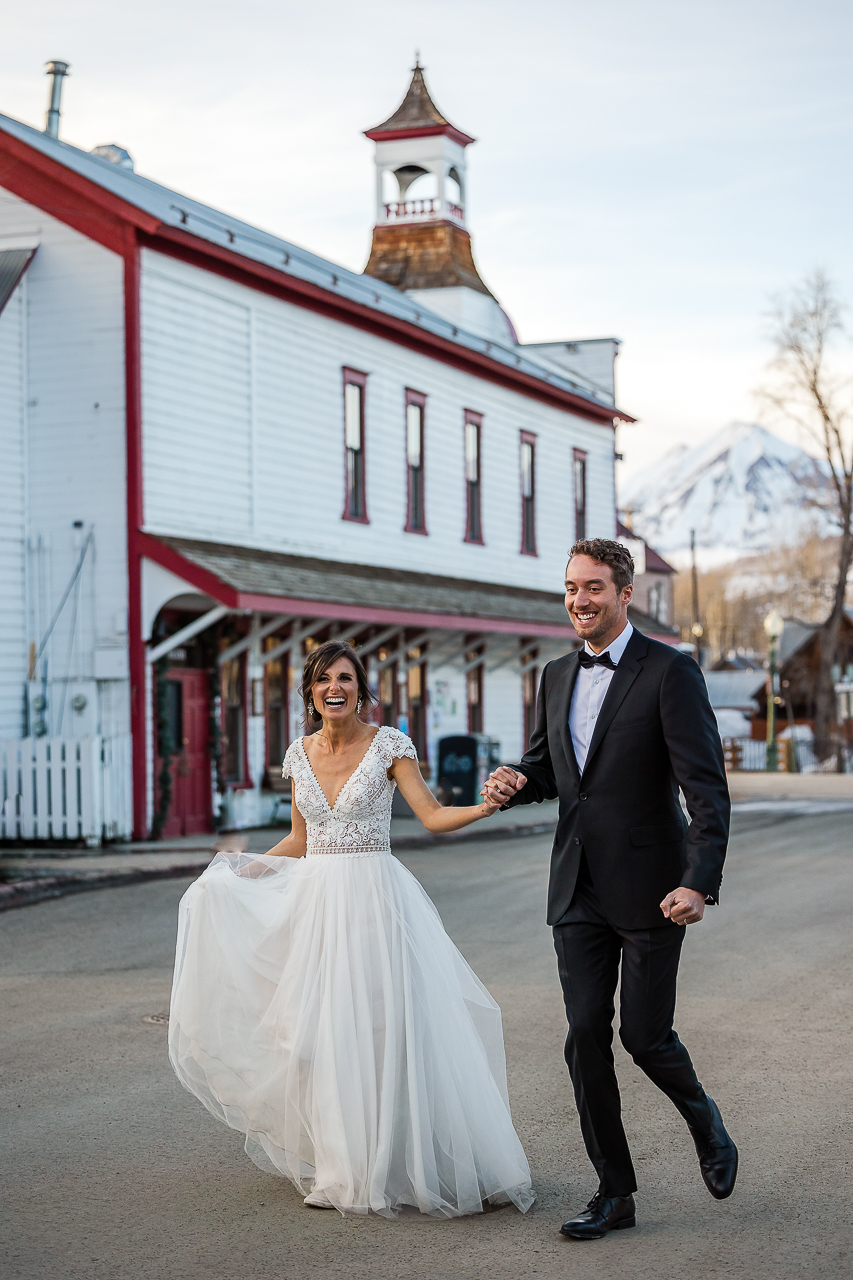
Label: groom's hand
xmin=660 ymin=887 xmax=706 ymax=926
xmin=484 ymin=767 xmax=527 ymax=806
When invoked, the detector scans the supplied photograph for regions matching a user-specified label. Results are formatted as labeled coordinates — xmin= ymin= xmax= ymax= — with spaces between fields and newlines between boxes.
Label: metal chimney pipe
xmin=45 ymin=61 xmax=70 ymax=138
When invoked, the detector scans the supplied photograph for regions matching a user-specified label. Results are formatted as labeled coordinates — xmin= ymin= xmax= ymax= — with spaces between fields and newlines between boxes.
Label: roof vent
xmin=90 ymin=144 xmax=134 ymax=171
xmin=44 ymin=60 xmax=70 ymax=138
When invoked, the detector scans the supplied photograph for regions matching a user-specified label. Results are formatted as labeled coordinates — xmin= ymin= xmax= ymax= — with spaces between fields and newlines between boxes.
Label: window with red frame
xmin=573 ymin=448 xmax=587 ymax=541
xmin=464 ymin=411 xmax=483 ymax=543
xmin=264 ymin=638 xmax=288 ymax=768
xmin=406 ymin=647 xmax=428 ymax=762
xmin=405 ymin=390 xmax=427 ymax=533
xmin=342 ymin=368 xmax=368 ymax=522
xmin=520 ymin=431 xmax=537 ymax=555
xmin=522 ymin=649 xmax=539 ymax=752
xmin=221 ymin=655 xmax=245 ymax=784
xmin=466 ymin=646 xmax=484 ymax=734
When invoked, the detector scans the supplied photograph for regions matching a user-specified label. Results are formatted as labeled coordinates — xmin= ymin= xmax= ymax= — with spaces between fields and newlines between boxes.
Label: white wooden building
xmin=0 ymin=63 xmax=669 ymax=842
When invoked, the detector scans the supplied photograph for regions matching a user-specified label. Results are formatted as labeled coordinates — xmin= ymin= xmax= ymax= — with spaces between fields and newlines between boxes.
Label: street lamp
xmin=764 ymin=608 xmax=785 ymax=771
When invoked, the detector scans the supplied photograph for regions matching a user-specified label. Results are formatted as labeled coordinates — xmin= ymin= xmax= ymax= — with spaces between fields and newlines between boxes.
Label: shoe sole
xmin=561 ymin=1216 xmax=636 ymax=1240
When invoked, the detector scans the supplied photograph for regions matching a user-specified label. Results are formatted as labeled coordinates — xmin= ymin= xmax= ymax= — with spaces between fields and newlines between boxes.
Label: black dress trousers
xmin=553 ymin=852 xmax=714 ymax=1196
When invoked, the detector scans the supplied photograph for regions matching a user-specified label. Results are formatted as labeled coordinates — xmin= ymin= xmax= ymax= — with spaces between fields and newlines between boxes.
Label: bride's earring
xmin=356 ymin=697 xmax=363 ymax=713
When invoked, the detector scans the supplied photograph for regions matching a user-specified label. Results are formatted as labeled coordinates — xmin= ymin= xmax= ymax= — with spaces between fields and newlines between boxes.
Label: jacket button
xmin=574 ymin=837 xmax=581 ymax=845
xmin=579 ymin=792 xmax=588 ymax=801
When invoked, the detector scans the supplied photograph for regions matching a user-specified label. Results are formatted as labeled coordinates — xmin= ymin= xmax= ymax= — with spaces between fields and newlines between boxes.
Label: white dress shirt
xmin=568 ymin=622 xmax=634 ymax=772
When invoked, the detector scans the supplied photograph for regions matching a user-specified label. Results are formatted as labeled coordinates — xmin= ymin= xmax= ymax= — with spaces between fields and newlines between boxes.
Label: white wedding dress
xmin=168 ymin=725 xmax=534 ymax=1218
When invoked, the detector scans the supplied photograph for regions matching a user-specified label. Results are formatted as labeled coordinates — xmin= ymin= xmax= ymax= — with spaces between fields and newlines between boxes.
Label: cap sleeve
xmin=281 ymin=740 xmax=301 ymax=781
xmin=376 ymin=725 xmax=419 ymax=767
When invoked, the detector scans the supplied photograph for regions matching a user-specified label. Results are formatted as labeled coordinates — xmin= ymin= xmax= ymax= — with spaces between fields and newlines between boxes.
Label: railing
xmin=0 ymin=735 xmax=133 ymax=843
xmin=383 ymin=199 xmax=464 ymax=222
xmin=723 ymin=736 xmax=853 ymax=774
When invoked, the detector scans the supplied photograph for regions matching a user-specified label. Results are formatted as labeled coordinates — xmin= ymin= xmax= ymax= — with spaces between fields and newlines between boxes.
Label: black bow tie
xmin=577 ymin=650 xmax=617 ymax=670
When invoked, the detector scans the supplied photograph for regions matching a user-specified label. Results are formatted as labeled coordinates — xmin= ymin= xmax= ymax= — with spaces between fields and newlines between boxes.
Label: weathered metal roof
xmin=0 ymin=246 xmax=36 ymax=316
xmin=156 ymin=536 xmax=577 ymax=630
xmin=0 ymin=110 xmax=621 ymax=415
xmin=364 ymin=63 xmax=470 ymax=140
xmin=703 ymin=670 xmax=764 ymax=709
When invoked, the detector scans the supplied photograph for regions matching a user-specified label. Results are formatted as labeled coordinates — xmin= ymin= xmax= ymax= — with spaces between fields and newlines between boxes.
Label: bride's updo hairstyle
xmin=300 ymin=639 xmax=377 ymax=727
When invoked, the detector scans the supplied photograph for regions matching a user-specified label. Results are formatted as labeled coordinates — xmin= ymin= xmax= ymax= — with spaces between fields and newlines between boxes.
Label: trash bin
xmin=437 ymin=735 xmax=501 ymax=806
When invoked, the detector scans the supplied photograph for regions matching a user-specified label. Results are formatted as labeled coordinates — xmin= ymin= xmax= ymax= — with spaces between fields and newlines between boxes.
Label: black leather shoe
xmin=690 ymin=1096 xmax=738 ymax=1200
xmin=560 ymin=1192 xmax=636 ymax=1240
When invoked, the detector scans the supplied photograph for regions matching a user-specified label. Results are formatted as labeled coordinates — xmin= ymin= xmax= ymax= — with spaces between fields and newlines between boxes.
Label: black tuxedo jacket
xmin=503 ymin=630 xmax=730 ymax=930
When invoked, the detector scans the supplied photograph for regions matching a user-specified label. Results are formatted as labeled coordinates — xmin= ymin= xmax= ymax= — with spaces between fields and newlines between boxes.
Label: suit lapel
xmin=556 ymin=650 xmax=582 ymax=782
xmin=581 ymin=629 xmax=649 ymax=776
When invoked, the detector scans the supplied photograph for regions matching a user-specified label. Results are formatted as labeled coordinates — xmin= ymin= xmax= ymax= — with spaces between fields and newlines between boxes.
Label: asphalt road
xmin=1 ymin=811 xmax=852 ymax=1280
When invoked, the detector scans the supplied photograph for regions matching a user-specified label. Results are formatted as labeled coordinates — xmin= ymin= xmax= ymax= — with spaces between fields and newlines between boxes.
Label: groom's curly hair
xmin=568 ymin=539 xmax=635 ymax=592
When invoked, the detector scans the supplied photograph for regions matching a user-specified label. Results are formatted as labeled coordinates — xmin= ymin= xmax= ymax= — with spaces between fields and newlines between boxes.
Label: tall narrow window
xmin=466 ymin=645 xmax=484 ymax=734
xmin=405 ymin=389 xmax=427 ymax=533
xmin=522 ymin=647 xmax=539 ymax=752
xmin=221 ymin=656 xmax=245 ymax=783
xmin=264 ymin=637 xmax=288 ymax=768
xmin=464 ymin=411 xmax=483 ymax=543
xmin=407 ymin=646 xmax=428 ymax=762
xmin=573 ymin=448 xmax=587 ymax=541
xmin=520 ymin=431 xmax=537 ymax=556
xmin=342 ymin=368 xmax=368 ymax=522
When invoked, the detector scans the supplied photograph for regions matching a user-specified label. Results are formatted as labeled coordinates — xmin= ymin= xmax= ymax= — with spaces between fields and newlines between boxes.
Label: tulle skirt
xmin=168 ymin=851 xmax=535 ymax=1218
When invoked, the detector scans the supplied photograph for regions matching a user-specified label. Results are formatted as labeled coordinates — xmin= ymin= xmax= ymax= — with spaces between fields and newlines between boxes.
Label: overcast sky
xmin=4 ymin=0 xmax=853 ymax=482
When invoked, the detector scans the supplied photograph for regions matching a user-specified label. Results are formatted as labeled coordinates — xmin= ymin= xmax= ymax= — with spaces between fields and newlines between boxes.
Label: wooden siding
xmin=0 ymin=187 xmax=129 ymax=739
xmin=140 ymin=250 xmax=616 ymax=598
xmin=141 ymin=265 xmax=253 ymax=535
xmin=0 ymin=276 xmax=26 ymax=737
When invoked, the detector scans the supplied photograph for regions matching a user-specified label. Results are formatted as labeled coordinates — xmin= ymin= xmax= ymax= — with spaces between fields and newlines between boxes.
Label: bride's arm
xmin=264 ymin=792 xmax=308 ymax=858
xmin=390 ymin=756 xmax=501 ymax=833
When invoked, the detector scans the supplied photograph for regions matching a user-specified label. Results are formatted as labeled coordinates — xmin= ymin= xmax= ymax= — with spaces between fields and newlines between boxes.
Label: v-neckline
xmin=299 ymin=727 xmax=384 ymax=814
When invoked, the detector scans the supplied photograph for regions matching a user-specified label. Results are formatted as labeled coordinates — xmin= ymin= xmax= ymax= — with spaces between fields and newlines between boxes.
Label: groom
xmin=484 ymin=539 xmax=737 ymax=1240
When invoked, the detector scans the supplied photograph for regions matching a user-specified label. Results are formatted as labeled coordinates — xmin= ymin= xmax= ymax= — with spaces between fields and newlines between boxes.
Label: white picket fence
xmin=0 ymin=736 xmax=133 ymax=843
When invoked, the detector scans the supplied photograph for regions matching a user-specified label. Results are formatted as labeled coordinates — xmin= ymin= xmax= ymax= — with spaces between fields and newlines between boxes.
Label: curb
xmin=0 ymin=862 xmax=211 ymax=913
xmin=0 ymin=820 xmax=557 ymax=913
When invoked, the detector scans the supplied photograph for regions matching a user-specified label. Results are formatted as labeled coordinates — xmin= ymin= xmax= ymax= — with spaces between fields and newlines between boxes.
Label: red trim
xmin=140 ymin=229 xmax=628 ymax=426
xmin=137 ymin=532 xmax=238 ymax=605
xmin=123 ymin=232 xmax=149 ymax=839
xmin=139 ymin=533 xmax=577 ymax=639
xmin=363 ymin=125 xmax=475 ymax=147
xmin=341 ymin=367 xmax=369 ymax=524
xmin=0 ymin=129 xmax=159 ymax=256
xmin=404 ymin=388 xmax=427 ymax=535
xmin=463 ymin=410 xmax=484 ymax=545
xmin=0 ymin=126 xmax=632 ymax=427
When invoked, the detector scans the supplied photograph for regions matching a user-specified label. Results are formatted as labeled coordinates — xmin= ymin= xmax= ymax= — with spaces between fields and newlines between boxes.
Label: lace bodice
xmin=282 ymin=725 xmax=418 ymax=857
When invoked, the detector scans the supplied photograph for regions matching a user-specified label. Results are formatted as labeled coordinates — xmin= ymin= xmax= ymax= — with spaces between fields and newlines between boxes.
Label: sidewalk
xmin=0 ymin=801 xmax=561 ymax=911
xmin=7 ymin=770 xmax=850 ymax=912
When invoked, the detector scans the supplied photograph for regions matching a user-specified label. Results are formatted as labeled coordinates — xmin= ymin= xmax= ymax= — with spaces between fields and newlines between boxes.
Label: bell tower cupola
xmin=363 ymin=61 xmax=516 ymax=346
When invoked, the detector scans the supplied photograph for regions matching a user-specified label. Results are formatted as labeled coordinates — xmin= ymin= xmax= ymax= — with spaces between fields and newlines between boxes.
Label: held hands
xmin=660 ymin=886 xmax=706 ymax=926
xmin=481 ymin=766 xmax=528 ymax=809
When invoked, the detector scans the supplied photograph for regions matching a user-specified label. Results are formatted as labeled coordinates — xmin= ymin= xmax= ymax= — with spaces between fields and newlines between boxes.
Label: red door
xmin=155 ymin=669 xmax=212 ymax=837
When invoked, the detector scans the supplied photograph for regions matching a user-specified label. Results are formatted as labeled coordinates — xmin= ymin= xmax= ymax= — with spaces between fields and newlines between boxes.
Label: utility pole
xmin=690 ymin=529 xmax=704 ymax=663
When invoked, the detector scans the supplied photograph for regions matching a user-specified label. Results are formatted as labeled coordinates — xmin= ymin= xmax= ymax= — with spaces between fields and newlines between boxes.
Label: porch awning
xmin=142 ymin=533 xmax=578 ymax=639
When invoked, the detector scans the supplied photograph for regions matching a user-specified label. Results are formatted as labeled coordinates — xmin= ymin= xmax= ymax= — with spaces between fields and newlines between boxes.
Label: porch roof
xmin=144 ymin=534 xmax=579 ymax=639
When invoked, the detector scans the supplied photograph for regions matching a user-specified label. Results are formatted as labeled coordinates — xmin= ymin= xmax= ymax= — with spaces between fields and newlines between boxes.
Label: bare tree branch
xmin=758 ymin=269 xmax=853 ymax=762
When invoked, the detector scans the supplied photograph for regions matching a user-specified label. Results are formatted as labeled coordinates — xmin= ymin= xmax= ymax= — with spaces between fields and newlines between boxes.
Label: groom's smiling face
xmin=565 ymin=555 xmax=632 ymax=650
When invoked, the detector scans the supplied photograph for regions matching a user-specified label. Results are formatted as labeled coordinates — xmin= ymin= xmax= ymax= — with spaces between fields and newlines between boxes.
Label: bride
xmin=169 ymin=639 xmax=535 ymax=1218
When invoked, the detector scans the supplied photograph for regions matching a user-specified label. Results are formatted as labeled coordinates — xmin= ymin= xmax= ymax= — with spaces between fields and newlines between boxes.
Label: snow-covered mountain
xmin=619 ymin=422 xmax=833 ymax=564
